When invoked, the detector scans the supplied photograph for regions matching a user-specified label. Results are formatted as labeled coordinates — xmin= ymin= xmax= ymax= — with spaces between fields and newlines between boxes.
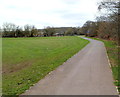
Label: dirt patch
xmin=2 ymin=60 xmax=34 ymax=74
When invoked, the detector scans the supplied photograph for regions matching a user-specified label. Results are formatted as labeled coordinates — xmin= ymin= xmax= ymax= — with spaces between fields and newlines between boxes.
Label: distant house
xmin=53 ymin=32 xmax=64 ymax=36
xmin=37 ymin=29 xmax=44 ymax=37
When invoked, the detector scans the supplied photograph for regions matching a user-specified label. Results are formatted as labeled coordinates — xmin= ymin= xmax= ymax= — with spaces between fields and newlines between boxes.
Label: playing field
xmin=2 ymin=36 xmax=89 ymax=95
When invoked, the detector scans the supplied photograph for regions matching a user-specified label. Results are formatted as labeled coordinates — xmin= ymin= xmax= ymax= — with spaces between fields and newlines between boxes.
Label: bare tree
xmin=81 ymin=21 xmax=98 ymax=37
xmin=64 ymin=28 xmax=74 ymax=36
xmin=43 ymin=26 xmax=56 ymax=36
xmin=2 ymin=23 xmax=17 ymax=37
xmin=15 ymin=26 xmax=23 ymax=37
xmin=98 ymin=0 xmax=120 ymax=44
xmin=24 ymin=24 xmax=33 ymax=37
xmin=31 ymin=26 xmax=38 ymax=37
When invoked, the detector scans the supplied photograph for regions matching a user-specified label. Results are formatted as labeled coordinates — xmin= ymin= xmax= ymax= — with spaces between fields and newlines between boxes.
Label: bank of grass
xmin=86 ymin=36 xmax=120 ymax=93
xmin=2 ymin=36 xmax=89 ymax=96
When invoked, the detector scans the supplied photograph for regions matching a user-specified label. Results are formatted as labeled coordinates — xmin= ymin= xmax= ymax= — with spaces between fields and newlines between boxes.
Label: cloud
xmin=0 ymin=0 xmax=98 ymax=28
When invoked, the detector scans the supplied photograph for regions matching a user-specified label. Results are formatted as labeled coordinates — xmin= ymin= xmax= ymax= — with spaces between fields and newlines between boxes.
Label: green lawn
xmin=86 ymin=37 xmax=120 ymax=93
xmin=2 ymin=36 xmax=89 ymax=95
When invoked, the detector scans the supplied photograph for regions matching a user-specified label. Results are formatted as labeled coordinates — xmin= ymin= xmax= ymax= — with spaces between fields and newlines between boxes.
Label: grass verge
xmin=2 ymin=36 xmax=89 ymax=96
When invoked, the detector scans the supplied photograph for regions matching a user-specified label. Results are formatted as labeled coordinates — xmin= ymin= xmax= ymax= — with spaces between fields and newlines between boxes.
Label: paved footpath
xmin=22 ymin=37 xmax=118 ymax=95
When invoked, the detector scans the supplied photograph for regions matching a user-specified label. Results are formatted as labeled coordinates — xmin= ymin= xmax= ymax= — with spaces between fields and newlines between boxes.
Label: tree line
xmin=0 ymin=0 xmax=119 ymax=43
xmin=0 ymin=23 xmax=85 ymax=37
xmin=1 ymin=23 xmax=39 ymax=37
xmin=81 ymin=0 xmax=119 ymax=45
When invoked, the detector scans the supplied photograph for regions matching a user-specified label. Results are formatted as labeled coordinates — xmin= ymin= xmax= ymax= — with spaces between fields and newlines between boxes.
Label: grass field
xmin=2 ymin=36 xmax=89 ymax=95
xmin=87 ymin=37 xmax=120 ymax=93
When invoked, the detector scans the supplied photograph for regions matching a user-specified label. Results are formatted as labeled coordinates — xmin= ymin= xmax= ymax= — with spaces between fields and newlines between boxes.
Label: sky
xmin=0 ymin=0 xmax=99 ymax=29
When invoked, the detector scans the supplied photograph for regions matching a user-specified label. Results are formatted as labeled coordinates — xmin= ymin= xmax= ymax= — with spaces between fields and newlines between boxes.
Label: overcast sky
xmin=0 ymin=0 xmax=99 ymax=28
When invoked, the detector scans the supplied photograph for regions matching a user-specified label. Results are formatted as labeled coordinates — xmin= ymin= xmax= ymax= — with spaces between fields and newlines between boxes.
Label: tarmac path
xmin=22 ymin=37 xmax=118 ymax=95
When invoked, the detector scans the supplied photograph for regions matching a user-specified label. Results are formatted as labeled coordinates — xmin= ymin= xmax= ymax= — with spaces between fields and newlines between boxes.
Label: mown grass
xmin=86 ymin=37 xmax=120 ymax=93
xmin=2 ymin=36 xmax=89 ymax=95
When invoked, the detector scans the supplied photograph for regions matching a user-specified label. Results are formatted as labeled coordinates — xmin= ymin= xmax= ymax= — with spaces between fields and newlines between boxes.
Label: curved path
xmin=22 ymin=37 xmax=118 ymax=95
